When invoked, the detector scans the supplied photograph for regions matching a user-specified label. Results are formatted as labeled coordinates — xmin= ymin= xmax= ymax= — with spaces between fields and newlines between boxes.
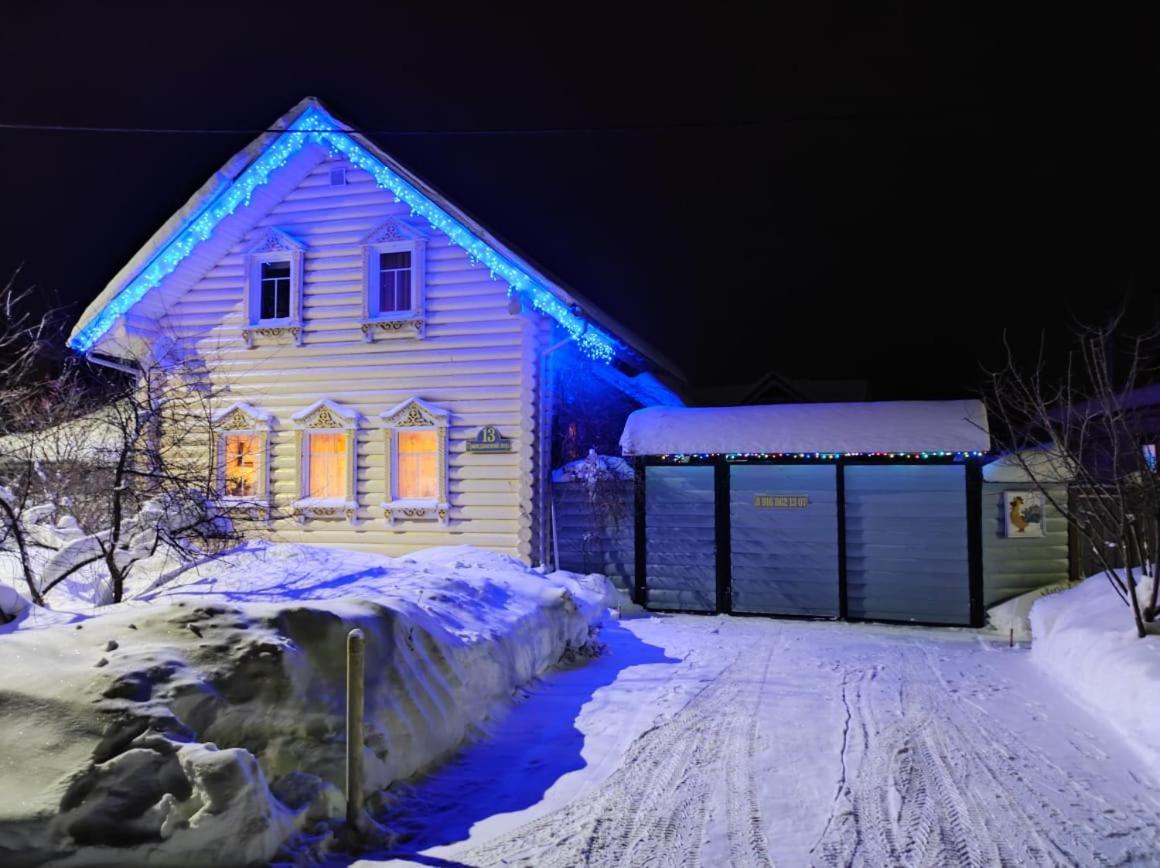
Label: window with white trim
xmin=291 ymin=399 xmax=361 ymax=522
xmin=243 ymin=229 xmax=305 ymax=347
xmin=212 ymin=402 xmax=273 ymax=510
xmin=380 ymin=398 xmax=449 ymax=525
xmin=360 ymin=220 xmax=427 ymax=341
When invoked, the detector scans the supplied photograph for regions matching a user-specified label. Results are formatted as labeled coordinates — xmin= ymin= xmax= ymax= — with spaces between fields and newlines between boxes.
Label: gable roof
xmin=68 ymin=97 xmax=682 ymax=385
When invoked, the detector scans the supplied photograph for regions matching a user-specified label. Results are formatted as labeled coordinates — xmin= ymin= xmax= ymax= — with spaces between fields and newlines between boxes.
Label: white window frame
xmin=360 ymin=219 xmax=427 ymax=342
xmin=243 ymin=229 xmax=306 ymax=348
xmin=380 ymin=398 xmax=449 ymax=526
xmin=291 ymin=399 xmax=361 ymax=522
xmin=212 ymin=402 xmax=274 ymax=516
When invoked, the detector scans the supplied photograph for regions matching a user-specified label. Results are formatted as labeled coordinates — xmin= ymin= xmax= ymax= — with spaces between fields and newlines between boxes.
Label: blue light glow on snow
xmin=69 ymin=106 xmax=618 ymax=362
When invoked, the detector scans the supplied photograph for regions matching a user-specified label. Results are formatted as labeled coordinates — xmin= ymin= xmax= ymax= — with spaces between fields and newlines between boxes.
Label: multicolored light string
xmin=69 ymin=106 xmax=618 ymax=362
xmin=656 ymin=450 xmax=987 ymax=462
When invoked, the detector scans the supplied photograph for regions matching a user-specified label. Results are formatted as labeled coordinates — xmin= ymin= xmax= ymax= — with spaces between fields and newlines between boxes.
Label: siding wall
xmin=158 ymin=154 xmax=540 ymax=559
xmin=982 ymin=482 xmax=1070 ymax=605
xmin=844 ymin=465 xmax=971 ymax=624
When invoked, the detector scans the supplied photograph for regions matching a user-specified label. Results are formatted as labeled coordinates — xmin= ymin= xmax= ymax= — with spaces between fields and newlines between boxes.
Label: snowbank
xmin=986 ymin=581 xmax=1075 ymax=642
xmin=0 ymin=543 xmax=613 ymax=865
xmin=1030 ymin=572 xmax=1160 ymax=774
xmin=620 ymin=399 xmax=990 ymax=456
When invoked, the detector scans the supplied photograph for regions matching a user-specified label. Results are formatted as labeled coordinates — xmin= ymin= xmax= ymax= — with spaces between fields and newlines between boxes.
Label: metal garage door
xmin=730 ymin=464 xmax=840 ymax=616
xmin=644 ymin=465 xmax=717 ymax=611
xmin=844 ymin=464 xmax=970 ymax=625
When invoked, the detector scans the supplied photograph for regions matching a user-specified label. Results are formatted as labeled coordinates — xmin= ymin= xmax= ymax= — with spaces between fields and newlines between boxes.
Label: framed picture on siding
xmin=1004 ymin=490 xmax=1045 ymax=538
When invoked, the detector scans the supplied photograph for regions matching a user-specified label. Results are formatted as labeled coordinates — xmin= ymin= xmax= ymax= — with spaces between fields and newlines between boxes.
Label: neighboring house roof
xmin=620 ymin=399 xmax=990 ymax=456
xmin=67 ymin=97 xmax=683 ymax=393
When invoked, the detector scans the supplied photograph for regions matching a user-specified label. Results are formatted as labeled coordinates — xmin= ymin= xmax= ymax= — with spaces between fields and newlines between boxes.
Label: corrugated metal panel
xmin=553 ymin=480 xmax=635 ymax=591
xmin=845 ymin=464 xmax=970 ymax=624
xmin=645 ymin=465 xmax=716 ymax=611
xmin=729 ymin=465 xmax=839 ymax=616
xmin=982 ymin=482 xmax=1070 ymax=605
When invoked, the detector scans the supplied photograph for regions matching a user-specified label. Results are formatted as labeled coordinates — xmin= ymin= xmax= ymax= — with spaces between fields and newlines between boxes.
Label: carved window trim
xmin=291 ymin=399 xmax=361 ymax=522
xmin=360 ymin=219 xmax=427 ymax=343
xmin=212 ymin=402 xmax=274 ymax=517
xmin=243 ymin=229 xmax=306 ymax=348
xmin=379 ymin=397 xmax=449 ymax=526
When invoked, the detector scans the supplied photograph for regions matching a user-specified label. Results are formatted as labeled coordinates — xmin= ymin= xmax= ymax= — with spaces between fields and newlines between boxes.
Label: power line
xmin=0 ymin=119 xmax=771 ymax=136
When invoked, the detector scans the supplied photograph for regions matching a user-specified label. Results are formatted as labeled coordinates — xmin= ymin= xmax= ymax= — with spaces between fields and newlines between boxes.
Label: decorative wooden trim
xmin=243 ymin=228 xmax=306 ymax=347
xmin=359 ymin=317 xmax=426 ymax=342
xmin=380 ymin=398 xmax=450 ymax=523
xmin=360 ymin=222 xmax=427 ymax=342
xmin=291 ymin=399 xmax=360 ymax=521
xmin=212 ymin=402 xmax=274 ymax=509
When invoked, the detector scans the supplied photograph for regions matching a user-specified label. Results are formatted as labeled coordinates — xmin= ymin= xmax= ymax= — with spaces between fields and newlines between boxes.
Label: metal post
xmin=346 ymin=628 xmax=365 ymax=831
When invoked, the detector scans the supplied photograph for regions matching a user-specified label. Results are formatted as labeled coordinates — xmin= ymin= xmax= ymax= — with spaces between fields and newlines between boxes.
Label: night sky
xmin=0 ymin=4 xmax=1156 ymax=399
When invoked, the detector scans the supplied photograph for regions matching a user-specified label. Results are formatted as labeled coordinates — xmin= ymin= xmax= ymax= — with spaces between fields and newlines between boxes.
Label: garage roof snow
xmin=619 ymin=399 xmax=990 ymax=456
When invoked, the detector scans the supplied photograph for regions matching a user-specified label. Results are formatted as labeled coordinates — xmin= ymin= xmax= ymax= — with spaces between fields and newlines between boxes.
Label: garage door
xmin=844 ymin=464 xmax=970 ymax=625
xmin=730 ymin=464 xmax=840 ymax=616
xmin=644 ymin=465 xmax=717 ymax=611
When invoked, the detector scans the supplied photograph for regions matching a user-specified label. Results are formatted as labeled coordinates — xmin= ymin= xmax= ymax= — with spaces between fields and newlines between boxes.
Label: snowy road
xmin=359 ymin=615 xmax=1160 ymax=867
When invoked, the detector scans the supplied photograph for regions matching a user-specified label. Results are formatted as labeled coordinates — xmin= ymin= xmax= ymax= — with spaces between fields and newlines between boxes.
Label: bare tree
xmin=0 ymin=282 xmax=253 ymax=608
xmin=986 ymin=317 xmax=1160 ymax=638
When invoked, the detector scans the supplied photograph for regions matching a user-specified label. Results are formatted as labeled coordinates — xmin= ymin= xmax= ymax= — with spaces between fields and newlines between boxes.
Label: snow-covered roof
xmin=982 ymin=447 xmax=1075 ymax=483
xmin=619 ymin=400 xmax=990 ymax=456
xmin=67 ymin=96 xmax=683 ymax=387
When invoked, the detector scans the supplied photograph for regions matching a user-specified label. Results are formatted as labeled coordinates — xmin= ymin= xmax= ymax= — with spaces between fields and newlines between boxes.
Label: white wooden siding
xmin=158 ymin=155 xmax=540 ymax=559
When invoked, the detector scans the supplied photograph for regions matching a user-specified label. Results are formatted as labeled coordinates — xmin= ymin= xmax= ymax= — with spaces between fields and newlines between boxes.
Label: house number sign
xmin=466 ymin=425 xmax=512 ymax=453
xmin=753 ymin=494 xmax=809 ymax=508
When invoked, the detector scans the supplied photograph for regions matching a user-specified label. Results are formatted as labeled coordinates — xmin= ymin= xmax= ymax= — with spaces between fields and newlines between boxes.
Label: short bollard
xmin=346 ymin=628 xmax=365 ymax=832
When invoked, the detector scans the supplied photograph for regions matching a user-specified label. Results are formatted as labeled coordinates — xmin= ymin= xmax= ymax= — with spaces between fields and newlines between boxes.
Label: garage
xmin=621 ymin=400 xmax=990 ymax=626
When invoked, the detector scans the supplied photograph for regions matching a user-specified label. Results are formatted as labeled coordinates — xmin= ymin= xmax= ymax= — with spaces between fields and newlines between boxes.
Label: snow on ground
xmin=1031 ymin=571 xmax=1160 ymax=776
xmin=352 ymin=615 xmax=1160 ymax=868
xmin=0 ymin=543 xmax=612 ymax=866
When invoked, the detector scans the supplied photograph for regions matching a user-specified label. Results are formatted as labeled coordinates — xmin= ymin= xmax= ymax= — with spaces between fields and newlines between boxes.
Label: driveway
xmin=363 ymin=614 xmax=1160 ymax=867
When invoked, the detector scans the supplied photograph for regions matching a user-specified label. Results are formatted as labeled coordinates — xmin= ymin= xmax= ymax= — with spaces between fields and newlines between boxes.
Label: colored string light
xmin=69 ymin=107 xmax=618 ymax=362
xmin=654 ymin=450 xmax=986 ymax=462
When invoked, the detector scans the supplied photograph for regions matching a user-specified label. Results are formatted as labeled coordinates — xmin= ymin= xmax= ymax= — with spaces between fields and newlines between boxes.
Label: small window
xmin=397 ymin=429 xmax=438 ymax=499
xmin=378 ymin=251 xmax=413 ymax=314
xmin=223 ymin=433 xmax=260 ymax=498
xmin=259 ymin=261 xmax=292 ymax=321
xmin=307 ymin=431 xmax=349 ymax=499
xmin=1144 ymin=443 xmax=1157 ymax=471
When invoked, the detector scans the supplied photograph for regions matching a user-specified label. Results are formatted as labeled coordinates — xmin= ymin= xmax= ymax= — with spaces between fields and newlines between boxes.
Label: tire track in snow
xmin=809 ymin=635 xmax=1160 ymax=867
xmin=458 ymin=634 xmax=783 ymax=868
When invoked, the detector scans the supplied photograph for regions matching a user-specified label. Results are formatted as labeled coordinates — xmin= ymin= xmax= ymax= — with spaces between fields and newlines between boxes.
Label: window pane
xmin=308 ymin=432 xmax=348 ymax=499
xmin=398 ymin=430 xmax=437 ymax=499
xmin=223 ymin=433 xmax=259 ymax=497
xmin=260 ymin=261 xmax=292 ymax=321
xmin=378 ymin=251 xmax=412 ymax=313
xmin=380 ymin=251 xmax=410 ymax=270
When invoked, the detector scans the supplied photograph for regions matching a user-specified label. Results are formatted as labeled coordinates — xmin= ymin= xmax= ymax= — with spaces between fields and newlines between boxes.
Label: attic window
xmin=329 ymin=166 xmax=347 ymax=186
xmin=243 ymin=229 xmax=305 ymax=347
xmin=259 ymin=261 xmax=292 ymax=321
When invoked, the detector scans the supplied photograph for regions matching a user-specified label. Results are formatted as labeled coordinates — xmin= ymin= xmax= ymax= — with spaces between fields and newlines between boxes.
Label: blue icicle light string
xmin=69 ymin=107 xmax=617 ymax=361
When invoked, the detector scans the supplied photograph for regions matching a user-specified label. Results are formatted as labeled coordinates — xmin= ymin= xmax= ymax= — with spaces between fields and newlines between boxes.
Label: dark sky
xmin=0 ymin=4 xmax=1156 ymax=399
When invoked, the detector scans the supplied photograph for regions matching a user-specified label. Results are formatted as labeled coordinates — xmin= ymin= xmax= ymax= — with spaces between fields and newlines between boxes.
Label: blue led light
xmin=69 ymin=107 xmax=618 ymax=362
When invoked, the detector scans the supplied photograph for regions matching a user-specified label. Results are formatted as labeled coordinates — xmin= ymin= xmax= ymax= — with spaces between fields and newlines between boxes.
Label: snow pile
xmin=986 ymin=581 xmax=1075 ymax=642
xmin=620 ymin=399 xmax=990 ymax=456
xmin=1030 ymin=572 xmax=1160 ymax=773
xmin=0 ymin=543 xmax=613 ymax=865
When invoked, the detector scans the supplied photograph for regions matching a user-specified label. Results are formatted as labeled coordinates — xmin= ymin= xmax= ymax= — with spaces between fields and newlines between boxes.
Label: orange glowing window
xmin=307 ymin=432 xmax=348 ymax=499
xmin=397 ymin=430 xmax=438 ymax=499
xmin=223 ymin=434 xmax=260 ymax=498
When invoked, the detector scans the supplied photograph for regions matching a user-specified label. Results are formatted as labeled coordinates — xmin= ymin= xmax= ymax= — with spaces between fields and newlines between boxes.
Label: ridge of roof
xmin=68 ymin=97 xmax=682 ymax=381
